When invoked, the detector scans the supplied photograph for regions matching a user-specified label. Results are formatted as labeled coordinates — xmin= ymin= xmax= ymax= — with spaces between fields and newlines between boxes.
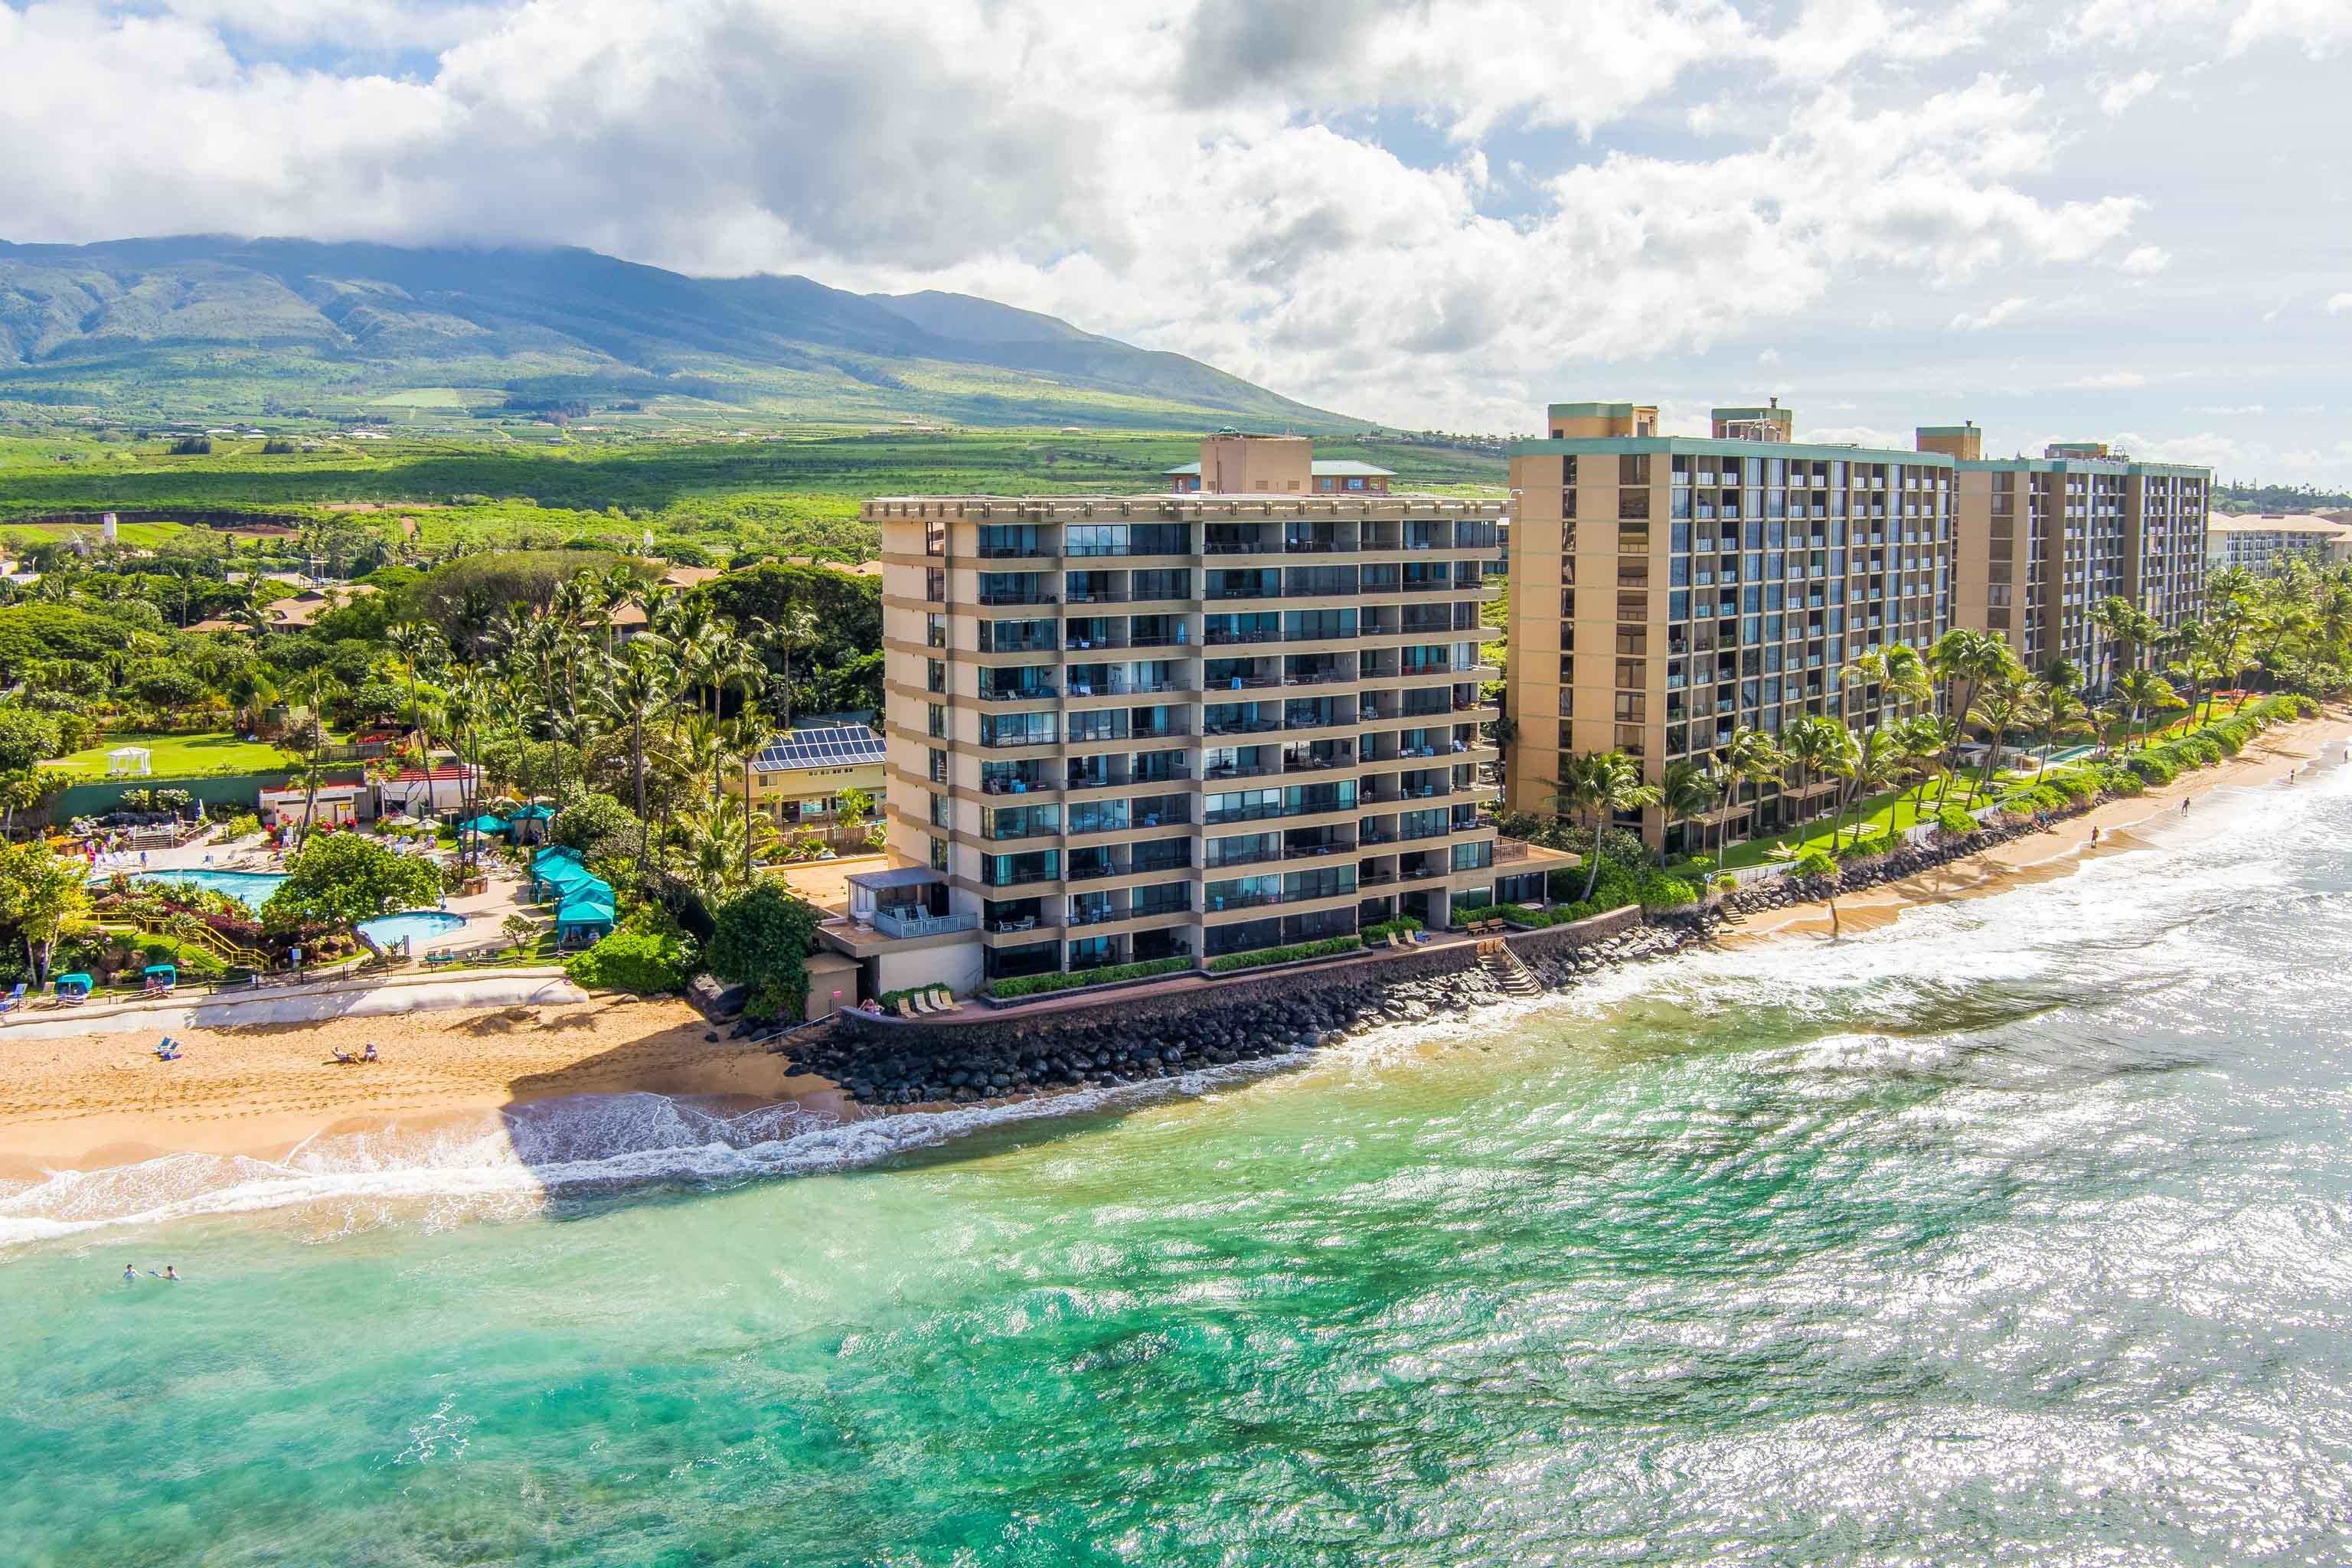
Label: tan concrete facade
xmin=866 ymin=440 xmax=1514 ymax=988
xmin=1939 ymin=442 xmax=2209 ymax=683
xmin=1508 ymin=413 xmax=1955 ymax=855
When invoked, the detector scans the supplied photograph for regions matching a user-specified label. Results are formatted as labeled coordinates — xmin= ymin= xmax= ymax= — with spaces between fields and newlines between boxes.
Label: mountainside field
xmin=0 ymin=236 xmax=1361 ymax=430
xmin=0 ymin=427 xmax=1511 ymax=564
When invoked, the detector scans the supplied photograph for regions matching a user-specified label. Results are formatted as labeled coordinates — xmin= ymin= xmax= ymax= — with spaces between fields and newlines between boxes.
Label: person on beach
xmin=123 ymin=1263 xmax=136 ymax=1284
xmin=163 ymin=1266 xmax=178 ymax=1281
xmin=2090 ymin=825 xmax=2101 ymax=846
xmin=2182 ymin=799 xmax=2190 ymax=814
xmin=362 ymin=1042 xmax=378 ymax=1063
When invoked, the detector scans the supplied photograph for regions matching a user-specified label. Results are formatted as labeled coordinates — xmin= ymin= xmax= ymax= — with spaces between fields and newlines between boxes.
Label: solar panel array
xmin=756 ymin=724 xmax=886 ymax=773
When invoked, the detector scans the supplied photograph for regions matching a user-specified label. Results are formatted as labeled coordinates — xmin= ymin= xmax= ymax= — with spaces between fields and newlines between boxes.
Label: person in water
xmin=123 ymin=1263 xmax=136 ymax=1284
xmin=163 ymin=1266 xmax=178 ymax=1281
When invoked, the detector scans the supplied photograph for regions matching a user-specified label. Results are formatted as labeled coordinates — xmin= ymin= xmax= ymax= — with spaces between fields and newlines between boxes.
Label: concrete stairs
xmin=1476 ymin=938 xmax=1541 ymax=998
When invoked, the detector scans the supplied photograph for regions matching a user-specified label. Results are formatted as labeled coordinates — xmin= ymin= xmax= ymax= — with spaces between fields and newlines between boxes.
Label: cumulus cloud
xmin=1950 ymin=297 xmax=2030 ymax=331
xmin=2096 ymin=70 xmax=2161 ymax=113
xmin=2120 ymin=246 xmax=2171 ymax=274
xmin=2327 ymin=292 xmax=2352 ymax=315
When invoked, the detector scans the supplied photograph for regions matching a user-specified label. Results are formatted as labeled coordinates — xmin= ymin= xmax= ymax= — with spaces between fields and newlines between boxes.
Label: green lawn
xmin=41 ymin=732 xmax=290 ymax=780
xmin=1710 ymin=779 xmax=1992 ymax=871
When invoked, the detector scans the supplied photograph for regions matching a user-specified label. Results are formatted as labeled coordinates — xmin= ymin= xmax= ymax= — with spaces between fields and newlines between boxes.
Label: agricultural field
xmin=0 ymin=426 xmax=1511 ymax=562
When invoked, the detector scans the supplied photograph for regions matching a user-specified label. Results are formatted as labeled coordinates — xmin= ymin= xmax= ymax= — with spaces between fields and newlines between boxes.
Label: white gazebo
xmin=105 ymin=746 xmax=152 ymax=778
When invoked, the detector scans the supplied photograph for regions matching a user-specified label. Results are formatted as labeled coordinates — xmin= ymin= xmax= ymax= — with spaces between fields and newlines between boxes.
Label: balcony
xmin=872 ymin=910 xmax=980 ymax=940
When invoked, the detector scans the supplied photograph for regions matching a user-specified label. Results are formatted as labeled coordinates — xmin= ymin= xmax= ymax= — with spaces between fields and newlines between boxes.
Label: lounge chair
xmin=895 ymin=997 xmax=922 ymax=1021
xmin=0 ymin=982 xmax=25 ymax=1013
xmin=928 ymin=987 xmax=962 ymax=1012
xmin=906 ymin=991 xmax=939 ymax=1016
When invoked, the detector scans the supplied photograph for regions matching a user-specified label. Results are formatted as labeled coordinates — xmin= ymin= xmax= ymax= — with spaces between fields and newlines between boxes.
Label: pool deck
xmin=94 ymin=828 xmax=535 ymax=957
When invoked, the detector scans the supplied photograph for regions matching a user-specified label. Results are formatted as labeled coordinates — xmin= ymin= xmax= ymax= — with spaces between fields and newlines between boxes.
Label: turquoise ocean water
xmin=8 ymin=761 xmax=2352 ymax=1565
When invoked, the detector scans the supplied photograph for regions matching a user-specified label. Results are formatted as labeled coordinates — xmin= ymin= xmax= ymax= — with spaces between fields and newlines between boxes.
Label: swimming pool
xmin=356 ymin=910 xmax=468 ymax=951
xmin=122 ymin=869 xmax=289 ymax=910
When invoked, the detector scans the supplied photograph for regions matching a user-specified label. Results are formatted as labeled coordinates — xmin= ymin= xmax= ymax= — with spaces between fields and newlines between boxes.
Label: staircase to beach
xmin=1478 ymin=939 xmax=1542 ymax=998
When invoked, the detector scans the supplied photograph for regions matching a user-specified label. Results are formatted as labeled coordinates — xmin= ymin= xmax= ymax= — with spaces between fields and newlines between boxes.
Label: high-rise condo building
xmin=1505 ymin=401 xmax=1956 ymax=857
xmin=861 ymin=436 xmax=1514 ymax=995
xmin=1931 ymin=430 xmax=2210 ymax=683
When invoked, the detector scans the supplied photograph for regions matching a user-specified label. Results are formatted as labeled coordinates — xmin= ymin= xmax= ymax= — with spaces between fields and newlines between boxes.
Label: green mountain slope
xmin=0 ymin=236 xmax=1362 ymax=430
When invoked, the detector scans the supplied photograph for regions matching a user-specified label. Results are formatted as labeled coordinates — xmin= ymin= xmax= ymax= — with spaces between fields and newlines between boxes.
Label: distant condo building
xmin=1505 ymin=400 xmax=1954 ymax=855
xmin=1931 ymin=426 xmax=2210 ymax=683
xmin=2204 ymin=512 xmax=2352 ymax=574
xmin=859 ymin=435 xmax=1512 ymax=995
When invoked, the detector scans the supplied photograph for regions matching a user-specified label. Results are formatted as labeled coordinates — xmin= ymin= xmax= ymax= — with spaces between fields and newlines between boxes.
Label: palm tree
xmin=386 ymin=619 xmax=443 ymax=758
xmin=1927 ymin=628 xmax=2017 ymax=786
xmin=1967 ymin=671 xmax=2030 ymax=791
xmin=1654 ymin=758 xmax=1717 ymax=867
xmin=2113 ymin=668 xmax=2180 ymax=751
xmin=1717 ymin=725 xmax=1782 ymax=867
xmin=1567 ymin=750 xmax=1660 ymax=902
xmin=720 ymin=708 xmax=770 ymax=885
xmin=443 ymin=675 xmax=484 ymax=872
xmin=1776 ymin=715 xmax=1849 ymax=836
xmin=1894 ymin=711 xmax=1956 ymax=813
xmin=752 ymin=608 xmax=822 ymax=728
xmin=1828 ymin=726 xmax=1900 ymax=852
xmin=2033 ymin=686 xmax=2092 ymax=784
xmin=599 ymin=641 xmax=678 ymax=878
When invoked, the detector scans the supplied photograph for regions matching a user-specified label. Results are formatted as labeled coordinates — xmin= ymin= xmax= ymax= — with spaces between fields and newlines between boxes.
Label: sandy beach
xmin=1728 ymin=705 xmax=2352 ymax=942
xmin=0 ymin=996 xmax=844 ymax=1178
xmin=4 ymin=706 xmax=2342 ymax=1179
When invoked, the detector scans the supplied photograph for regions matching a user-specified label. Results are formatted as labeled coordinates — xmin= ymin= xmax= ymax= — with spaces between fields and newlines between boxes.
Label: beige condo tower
xmin=864 ymin=435 xmax=1516 ymax=995
xmin=1506 ymin=400 xmax=1957 ymax=857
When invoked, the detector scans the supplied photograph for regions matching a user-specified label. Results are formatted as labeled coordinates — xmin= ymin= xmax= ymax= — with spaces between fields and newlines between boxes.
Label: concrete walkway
xmin=0 ymin=966 xmax=583 ymax=1040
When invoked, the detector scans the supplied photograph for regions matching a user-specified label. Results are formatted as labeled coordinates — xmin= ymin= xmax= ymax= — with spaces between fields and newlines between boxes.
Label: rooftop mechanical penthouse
xmin=862 ymin=436 xmax=1513 ymax=995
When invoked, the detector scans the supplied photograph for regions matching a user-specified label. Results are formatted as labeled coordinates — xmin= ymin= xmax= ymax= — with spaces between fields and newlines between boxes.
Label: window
xmin=1562 ymin=486 xmax=1578 ymax=519
xmin=926 ymin=659 xmax=946 ymax=694
xmin=929 ymin=792 xmax=948 ymax=828
xmin=1619 ymin=488 xmax=1651 ymax=521
xmin=928 ymin=748 xmax=948 ymax=784
xmin=928 ymin=704 xmax=946 ymax=740
xmin=929 ymin=836 xmax=949 ymax=872
xmin=925 ymin=612 xmax=947 ymax=649
xmin=925 ymin=518 xmax=946 ymax=557
xmin=1616 ymin=592 xmax=1648 ymax=622
xmin=1619 ymin=453 xmax=1651 ymax=484
xmin=926 ymin=567 xmax=947 ymax=603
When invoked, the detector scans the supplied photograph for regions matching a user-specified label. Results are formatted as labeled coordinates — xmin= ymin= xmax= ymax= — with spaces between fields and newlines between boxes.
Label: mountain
xmin=0 ymin=236 xmax=1361 ymax=430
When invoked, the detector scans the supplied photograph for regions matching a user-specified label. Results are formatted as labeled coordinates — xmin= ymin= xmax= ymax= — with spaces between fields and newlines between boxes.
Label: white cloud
xmin=2066 ymin=0 xmax=2352 ymax=57
xmin=2197 ymin=404 xmax=2266 ymax=415
xmin=1950 ymin=296 xmax=2030 ymax=331
xmin=1758 ymin=348 xmax=1782 ymax=364
xmin=2326 ymin=292 xmax=2352 ymax=315
xmin=2069 ymin=371 xmax=2147 ymax=388
xmin=2112 ymin=430 xmax=2244 ymax=467
xmin=2121 ymin=245 xmax=2171 ymax=274
xmin=2097 ymin=70 xmax=2162 ymax=113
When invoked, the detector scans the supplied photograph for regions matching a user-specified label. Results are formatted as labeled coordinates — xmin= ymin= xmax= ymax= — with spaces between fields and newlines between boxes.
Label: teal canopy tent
xmin=555 ymin=879 xmax=616 ymax=946
xmin=54 ymin=972 xmax=92 ymax=997
xmin=461 ymin=813 xmax=510 ymax=837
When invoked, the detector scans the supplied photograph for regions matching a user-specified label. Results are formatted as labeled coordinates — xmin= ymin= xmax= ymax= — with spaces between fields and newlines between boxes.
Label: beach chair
xmin=895 ymin=997 xmax=922 ymax=1021
xmin=905 ymin=991 xmax=938 ymax=1016
xmin=0 ymin=982 xmax=24 ymax=1013
xmin=928 ymin=987 xmax=962 ymax=1013
xmin=1387 ymin=932 xmax=1406 ymax=950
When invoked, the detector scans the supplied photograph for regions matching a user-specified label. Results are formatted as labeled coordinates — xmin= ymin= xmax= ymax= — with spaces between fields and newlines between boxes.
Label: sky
xmin=3 ymin=0 xmax=2349 ymax=485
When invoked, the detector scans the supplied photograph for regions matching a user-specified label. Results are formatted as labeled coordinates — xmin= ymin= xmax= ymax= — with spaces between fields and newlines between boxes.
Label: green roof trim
xmin=1546 ymin=402 xmax=1638 ymax=417
xmin=1710 ymin=407 xmax=1792 ymax=421
xmin=1957 ymin=456 xmax=2212 ymax=477
xmin=1511 ymin=436 xmax=1953 ymax=466
xmin=1915 ymin=425 xmax=1978 ymax=436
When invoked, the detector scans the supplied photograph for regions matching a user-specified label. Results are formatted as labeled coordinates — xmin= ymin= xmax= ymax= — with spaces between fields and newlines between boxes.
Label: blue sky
xmin=4 ymin=0 xmax=2348 ymax=485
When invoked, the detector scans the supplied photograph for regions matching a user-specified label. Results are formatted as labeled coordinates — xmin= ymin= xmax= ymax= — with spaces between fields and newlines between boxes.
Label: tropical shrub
xmin=564 ymin=929 xmax=694 ymax=994
xmin=2095 ymin=765 xmax=2143 ymax=796
xmin=707 ymin=881 xmax=821 ymax=1020
xmin=982 ymin=956 xmax=1191 ymax=999
xmin=1788 ymin=847 xmax=1838 ymax=879
xmin=1640 ymin=874 xmax=1699 ymax=909
xmin=1841 ymin=828 xmax=1891 ymax=860
xmin=2053 ymin=773 xmax=2101 ymax=804
xmin=2124 ymin=753 xmax=2179 ymax=786
xmin=1360 ymin=916 xmax=1423 ymax=942
xmin=1936 ymin=804 xmax=1980 ymax=837
xmin=260 ymin=833 xmax=441 ymax=933
xmin=1207 ymin=936 xmax=1363 ymax=972
xmin=1709 ymin=872 xmax=1738 ymax=895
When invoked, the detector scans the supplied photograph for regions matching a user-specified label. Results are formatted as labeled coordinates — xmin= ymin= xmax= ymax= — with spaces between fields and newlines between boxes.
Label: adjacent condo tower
xmin=1505 ymin=400 xmax=1958 ymax=856
xmin=869 ymin=435 xmax=1510 ymax=994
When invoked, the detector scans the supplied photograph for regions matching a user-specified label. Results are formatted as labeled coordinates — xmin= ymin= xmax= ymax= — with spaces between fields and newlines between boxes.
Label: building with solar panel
xmin=724 ymin=716 xmax=888 ymax=848
xmin=861 ymin=434 xmax=1511 ymax=993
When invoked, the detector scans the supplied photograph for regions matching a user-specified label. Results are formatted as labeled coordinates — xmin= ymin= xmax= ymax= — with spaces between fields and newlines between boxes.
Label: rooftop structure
xmin=860 ymin=434 xmax=1511 ymax=996
xmin=724 ymin=720 xmax=889 ymax=847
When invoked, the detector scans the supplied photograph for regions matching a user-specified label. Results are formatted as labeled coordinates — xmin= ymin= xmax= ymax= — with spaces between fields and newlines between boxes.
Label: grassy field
xmin=1713 ymin=779 xmax=1994 ymax=871
xmin=0 ymin=427 xmax=1511 ymax=560
xmin=41 ymin=733 xmax=289 ymax=780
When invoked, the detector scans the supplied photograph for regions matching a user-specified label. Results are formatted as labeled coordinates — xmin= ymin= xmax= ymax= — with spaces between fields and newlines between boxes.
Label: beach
xmin=0 ymin=995 xmax=844 ymax=1179
xmin=5 ymin=706 xmax=2344 ymax=1182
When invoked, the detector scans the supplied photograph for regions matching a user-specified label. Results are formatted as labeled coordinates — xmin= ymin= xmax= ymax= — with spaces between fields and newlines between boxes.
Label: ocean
xmin=5 ymin=762 xmax=2351 ymax=1566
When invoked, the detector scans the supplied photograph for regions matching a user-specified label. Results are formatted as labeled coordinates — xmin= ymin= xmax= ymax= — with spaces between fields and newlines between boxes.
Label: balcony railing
xmin=871 ymin=910 xmax=980 ymax=940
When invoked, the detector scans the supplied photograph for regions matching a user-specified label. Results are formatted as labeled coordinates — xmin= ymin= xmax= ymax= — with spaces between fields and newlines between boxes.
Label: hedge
xmin=982 ymin=956 xmax=1193 ymax=999
xmin=1936 ymin=804 xmax=1981 ymax=836
xmin=563 ymin=929 xmax=694 ymax=994
xmin=1207 ymin=936 xmax=1364 ymax=973
xmin=1361 ymin=916 xmax=1423 ymax=941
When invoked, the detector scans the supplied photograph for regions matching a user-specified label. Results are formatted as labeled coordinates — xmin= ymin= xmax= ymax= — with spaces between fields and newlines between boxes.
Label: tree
xmin=260 ymin=833 xmax=443 ymax=935
xmin=599 ymin=639 xmax=678 ymax=879
xmin=0 ymin=840 xmax=91 ymax=982
xmin=1653 ymin=759 xmax=1717 ymax=867
xmin=2114 ymin=668 xmax=2181 ymax=751
xmin=1769 ymin=841 xmax=1843 ymax=939
xmin=550 ymin=791 xmax=641 ymax=864
xmin=1777 ymin=715 xmax=1851 ymax=835
xmin=1717 ymin=726 xmax=1782 ymax=867
xmin=706 ymin=881 xmax=822 ymax=1020
xmin=1562 ymin=750 xmax=1660 ymax=902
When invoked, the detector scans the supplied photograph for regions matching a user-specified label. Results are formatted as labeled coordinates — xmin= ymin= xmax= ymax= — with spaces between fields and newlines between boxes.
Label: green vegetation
xmin=1360 ymin=916 xmax=1423 ymax=942
xmin=564 ymin=928 xmax=694 ymax=994
xmin=41 ymin=732 xmax=289 ymax=781
xmin=260 ymin=835 xmax=442 ymax=936
xmin=1712 ymin=779 xmax=1991 ymax=870
xmin=707 ymin=882 xmax=822 ymax=1021
xmin=982 ymin=956 xmax=1192 ymax=999
xmin=1207 ymin=936 xmax=1363 ymax=972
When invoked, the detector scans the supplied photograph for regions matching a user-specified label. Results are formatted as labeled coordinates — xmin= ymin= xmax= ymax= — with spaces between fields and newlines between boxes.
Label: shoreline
xmin=4 ymin=707 xmax=2342 ymax=1184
